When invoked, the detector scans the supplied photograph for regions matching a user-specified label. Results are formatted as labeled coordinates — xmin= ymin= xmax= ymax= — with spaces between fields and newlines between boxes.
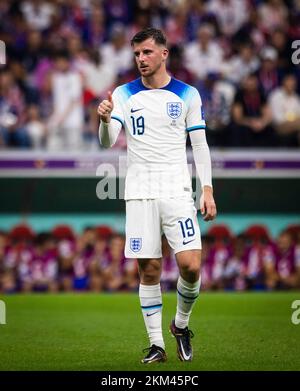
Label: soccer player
xmin=97 ymin=28 xmax=216 ymax=363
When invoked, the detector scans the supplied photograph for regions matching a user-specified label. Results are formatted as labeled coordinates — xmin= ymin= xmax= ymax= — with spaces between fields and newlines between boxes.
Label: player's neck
xmin=141 ymin=72 xmax=171 ymax=89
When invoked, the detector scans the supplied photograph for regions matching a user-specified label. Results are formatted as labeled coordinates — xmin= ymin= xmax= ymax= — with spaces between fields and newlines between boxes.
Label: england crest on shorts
xmin=167 ymin=102 xmax=182 ymax=119
xmin=130 ymin=238 xmax=142 ymax=252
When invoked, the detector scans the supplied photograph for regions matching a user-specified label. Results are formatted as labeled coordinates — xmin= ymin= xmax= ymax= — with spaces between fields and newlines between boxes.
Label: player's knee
xmin=180 ymin=258 xmax=201 ymax=281
xmin=138 ymin=260 xmax=161 ymax=284
xmin=140 ymin=269 xmax=160 ymax=284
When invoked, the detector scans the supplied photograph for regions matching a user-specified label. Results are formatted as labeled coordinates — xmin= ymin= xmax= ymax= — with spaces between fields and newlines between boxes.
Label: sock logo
xmin=146 ymin=311 xmax=159 ymax=317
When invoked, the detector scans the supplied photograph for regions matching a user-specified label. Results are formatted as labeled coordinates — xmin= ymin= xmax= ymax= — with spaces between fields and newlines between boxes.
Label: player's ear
xmin=162 ymin=48 xmax=169 ymax=61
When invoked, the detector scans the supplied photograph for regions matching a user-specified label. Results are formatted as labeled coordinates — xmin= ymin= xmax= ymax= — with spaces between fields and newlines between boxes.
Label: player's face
xmin=132 ymin=38 xmax=168 ymax=77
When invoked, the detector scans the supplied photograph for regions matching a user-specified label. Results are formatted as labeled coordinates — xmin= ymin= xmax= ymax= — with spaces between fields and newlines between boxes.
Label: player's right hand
xmin=200 ymin=186 xmax=217 ymax=222
xmin=97 ymin=91 xmax=114 ymax=123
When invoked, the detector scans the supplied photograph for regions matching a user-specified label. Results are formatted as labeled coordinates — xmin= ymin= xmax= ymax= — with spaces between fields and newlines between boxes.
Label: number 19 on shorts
xmin=178 ymin=218 xmax=195 ymax=238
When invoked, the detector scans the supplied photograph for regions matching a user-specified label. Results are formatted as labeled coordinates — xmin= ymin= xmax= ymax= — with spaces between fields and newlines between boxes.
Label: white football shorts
xmin=125 ymin=196 xmax=202 ymax=258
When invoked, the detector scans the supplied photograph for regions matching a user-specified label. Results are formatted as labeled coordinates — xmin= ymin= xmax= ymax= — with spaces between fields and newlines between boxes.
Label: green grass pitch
xmin=0 ymin=292 xmax=300 ymax=371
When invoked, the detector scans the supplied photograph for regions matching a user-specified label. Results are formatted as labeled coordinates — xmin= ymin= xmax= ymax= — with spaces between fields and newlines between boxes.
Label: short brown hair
xmin=130 ymin=28 xmax=167 ymax=47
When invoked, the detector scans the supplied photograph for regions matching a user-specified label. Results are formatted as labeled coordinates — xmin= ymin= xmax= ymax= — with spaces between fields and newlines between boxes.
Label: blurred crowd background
xmin=1 ymin=222 xmax=300 ymax=293
xmin=0 ymin=0 xmax=300 ymax=150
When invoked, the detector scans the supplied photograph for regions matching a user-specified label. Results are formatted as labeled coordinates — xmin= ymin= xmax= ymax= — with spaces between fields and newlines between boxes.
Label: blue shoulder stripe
xmin=118 ymin=78 xmax=148 ymax=101
xmin=186 ymin=125 xmax=206 ymax=132
xmin=162 ymin=78 xmax=189 ymax=100
xmin=117 ymin=77 xmax=198 ymax=104
xmin=111 ymin=115 xmax=124 ymax=126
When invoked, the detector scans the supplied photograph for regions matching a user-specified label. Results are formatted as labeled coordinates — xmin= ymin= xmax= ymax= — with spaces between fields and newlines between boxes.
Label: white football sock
xmin=139 ymin=283 xmax=165 ymax=350
xmin=175 ymin=276 xmax=201 ymax=329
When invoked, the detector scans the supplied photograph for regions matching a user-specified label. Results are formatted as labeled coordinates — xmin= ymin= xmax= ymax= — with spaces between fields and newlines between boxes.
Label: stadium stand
xmin=0 ymin=0 xmax=300 ymax=149
xmin=1 ymin=222 xmax=300 ymax=293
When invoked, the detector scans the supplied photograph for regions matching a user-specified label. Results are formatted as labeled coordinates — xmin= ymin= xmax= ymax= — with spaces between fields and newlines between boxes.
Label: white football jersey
xmin=111 ymin=77 xmax=206 ymax=200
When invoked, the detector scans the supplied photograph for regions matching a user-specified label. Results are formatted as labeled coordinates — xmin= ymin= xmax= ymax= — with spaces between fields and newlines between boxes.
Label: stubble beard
xmin=139 ymin=61 xmax=163 ymax=79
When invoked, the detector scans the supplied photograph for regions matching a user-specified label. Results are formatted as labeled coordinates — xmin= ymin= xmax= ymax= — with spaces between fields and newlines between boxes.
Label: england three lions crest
xmin=130 ymin=238 xmax=142 ymax=252
xmin=167 ymin=102 xmax=182 ymax=119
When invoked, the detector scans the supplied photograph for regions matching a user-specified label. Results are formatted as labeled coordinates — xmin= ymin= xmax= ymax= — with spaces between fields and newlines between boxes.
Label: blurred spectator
xmin=76 ymin=48 xmax=116 ymax=149
xmin=73 ymin=227 xmax=95 ymax=291
xmin=82 ymin=2 xmax=106 ymax=48
xmin=231 ymin=73 xmax=275 ymax=147
xmin=242 ymin=225 xmax=277 ymax=290
xmin=101 ymin=23 xmax=133 ymax=76
xmin=184 ymin=24 xmax=224 ymax=80
xmin=127 ymin=9 xmax=151 ymax=40
xmin=103 ymin=0 xmax=132 ymax=30
xmin=222 ymin=42 xmax=260 ymax=85
xmin=275 ymin=230 xmax=300 ymax=289
xmin=0 ymin=68 xmax=30 ymax=148
xmin=102 ymin=234 xmax=127 ymax=291
xmin=47 ymin=50 xmax=84 ymax=150
xmin=20 ymin=0 xmax=56 ymax=32
xmin=223 ymin=234 xmax=246 ymax=291
xmin=205 ymin=225 xmax=232 ymax=290
xmin=2 ymin=224 xmax=35 ymax=293
xmin=25 ymin=104 xmax=47 ymax=148
xmin=89 ymin=235 xmax=110 ymax=292
xmin=79 ymin=49 xmax=116 ymax=100
xmin=164 ymin=5 xmax=187 ymax=46
xmin=0 ymin=231 xmax=15 ymax=293
xmin=19 ymin=29 xmax=47 ymax=75
xmin=269 ymin=73 xmax=300 ymax=146
xmin=135 ymin=0 xmax=169 ymax=30
xmin=123 ymin=257 xmax=139 ymax=291
xmin=184 ymin=0 xmax=214 ymax=42
xmin=53 ymin=224 xmax=76 ymax=292
xmin=100 ymin=233 xmax=139 ymax=291
xmin=35 ymin=70 xmax=53 ymax=120
xmin=168 ymin=45 xmax=194 ymax=85
xmin=232 ymin=7 xmax=266 ymax=52
xmin=9 ymin=60 xmax=39 ymax=104
xmin=207 ymin=0 xmax=248 ymax=37
xmin=258 ymin=0 xmax=289 ymax=35
xmin=257 ymin=46 xmax=281 ymax=97
xmin=269 ymin=28 xmax=293 ymax=72
xmin=197 ymin=72 xmax=235 ymax=146
xmin=23 ymin=232 xmax=58 ymax=292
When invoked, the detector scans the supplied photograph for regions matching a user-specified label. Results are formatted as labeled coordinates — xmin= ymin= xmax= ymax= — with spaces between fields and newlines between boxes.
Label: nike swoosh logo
xmin=149 ymin=352 xmax=159 ymax=362
xmin=131 ymin=108 xmax=143 ymax=113
xmin=180 ymin=340 xmax=192 ymax=361
xmin=146 ymin=311 xmax=159 ymax=317
xmin=182 ymin=238 xmax=195 ymax=245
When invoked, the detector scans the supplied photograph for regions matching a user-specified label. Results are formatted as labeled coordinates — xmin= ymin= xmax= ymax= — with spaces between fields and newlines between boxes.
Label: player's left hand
xmin=200 ymin=186 xmax=217 ymax=222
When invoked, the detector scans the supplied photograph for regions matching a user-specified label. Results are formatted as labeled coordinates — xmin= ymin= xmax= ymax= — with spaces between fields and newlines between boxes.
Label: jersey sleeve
xmin=111 ymin=87 xmax=125 ymax=128
xmin=185 ymin=87 xmax=206 ymax=133
xmin=98 ymin=87 xmax=124 ymax=148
